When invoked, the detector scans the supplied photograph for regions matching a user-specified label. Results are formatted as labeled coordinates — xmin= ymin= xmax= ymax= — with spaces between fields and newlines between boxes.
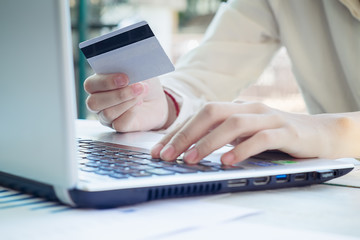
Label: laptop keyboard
xmin=78 ymin=139 xmax=243 ymax=179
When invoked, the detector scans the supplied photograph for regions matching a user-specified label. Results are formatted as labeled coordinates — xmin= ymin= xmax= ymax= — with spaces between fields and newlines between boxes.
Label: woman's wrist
xmin=316 ymin=112 xmax=360 ymax=158
xmin=162 ymin=90 xmax=179 ymax=129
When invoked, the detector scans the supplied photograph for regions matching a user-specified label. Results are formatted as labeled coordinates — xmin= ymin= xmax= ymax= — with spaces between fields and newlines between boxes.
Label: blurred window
xmin=71 ymin=0 xmax=306 ymax=118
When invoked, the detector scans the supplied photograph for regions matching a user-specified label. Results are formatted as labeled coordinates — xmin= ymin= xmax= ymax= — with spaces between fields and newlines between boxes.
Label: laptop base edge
xmin=69 ymin=167 xmax=353 ymax=209
xmin=0 ymin=171 xmax=58 ymax=202
xmin=0 ymin=167 xmax=353 ymax=209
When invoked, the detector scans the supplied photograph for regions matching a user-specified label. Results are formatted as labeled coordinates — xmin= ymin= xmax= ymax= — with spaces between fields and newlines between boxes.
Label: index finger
xmin=84 ymin=73 xmax=129 ymax=94
xmin=157 ymin=103 xmax=234 ymax=161
xmin=155 ymin=102 xmax=273 ymax=162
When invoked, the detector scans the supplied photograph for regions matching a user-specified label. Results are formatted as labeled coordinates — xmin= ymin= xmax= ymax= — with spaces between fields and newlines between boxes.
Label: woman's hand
xmin=84 ymin=73 xmax=175 ymax=132
xmin=151 ymin=101 xmax=360 ymax=165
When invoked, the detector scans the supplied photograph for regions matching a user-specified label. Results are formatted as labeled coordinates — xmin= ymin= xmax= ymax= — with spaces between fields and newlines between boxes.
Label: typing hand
xmin=84 ymin=73 xmax=171 ymax=132
xmin=151 ymin=101 xmax=358 ymax=165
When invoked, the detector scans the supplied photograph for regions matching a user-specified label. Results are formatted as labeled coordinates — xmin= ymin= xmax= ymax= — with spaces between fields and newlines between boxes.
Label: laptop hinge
xmin=54 ymin=186 xmax=76 ymax=206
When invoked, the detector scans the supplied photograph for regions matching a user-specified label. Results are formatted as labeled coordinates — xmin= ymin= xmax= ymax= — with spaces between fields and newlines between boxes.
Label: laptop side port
xmin=294 ymin=173 xmax=307 ymax=182
xmin=275 ymin=174 xmax=289 ymax=183
xmin=315 ymin=170 xmax=337 ymax=180
xmin=253 ymin=176 xmax=270 ymax=186
xmin=227 ymin=179 xmax=248 ymax=188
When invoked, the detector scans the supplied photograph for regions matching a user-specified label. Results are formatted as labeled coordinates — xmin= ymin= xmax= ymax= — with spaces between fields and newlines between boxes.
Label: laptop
xmin=0 ymin=0 xmax=354 ymax=208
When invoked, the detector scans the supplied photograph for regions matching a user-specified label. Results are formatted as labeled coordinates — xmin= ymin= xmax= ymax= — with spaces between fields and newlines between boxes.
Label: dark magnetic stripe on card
xmin=80 ymin=24 xmax=154 ymax=58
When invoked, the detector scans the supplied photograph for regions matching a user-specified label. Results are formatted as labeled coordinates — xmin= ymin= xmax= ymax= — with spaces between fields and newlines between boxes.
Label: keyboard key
xmin=108 ymin=173 xmax=128 ymax=179
xmin=78 ymin=139 xmax=94 ymax=143
xmin=99 ymin=166 xmax=114 ymax=171
xmin=163 ymin=165 xmax=197 ymax=174
xmin=132 ymin=159 xmax=153 ymax=165
xmin=94 ymin=169 xmax=112 ymax=176
xmin=85 ymin=162 xmax=101 ymax=168
xmin=220 ymin=165 xmax=244 ymax=171
xmin=115 ymin=155 xmax=140 ymax=161
xmin=78 ymin=158 xmax=88 ymax=164
xmin=147 ymin=162 xmax=169 ymax=168
xmin=198 ymin=161 xmax=221 ymax=168
xmin=84 ymin=156 xmax=103 ymax=161
xmin=146 ymin=168 xmax=175 ymax=176
xmin=114 ymin=167 xmax=138 ymax=175
xmin=130 ymin=171 xmax=152 ymax=178
xmin=130 ymin=165 xmax=155 ymax=171
xmin=247 ymin=160 xmax=278 ymax=167
xmin=182 ymin=164 xmax=219 ymax=172
xmin=80 ymin=166 xmax=97 ymax=172
xmin=133 ymin=154 xmax=153 ymax=159
xmin=103 ymin=149 xmax=121 ymax=153
xmin=91 ymin=152 xmax=105 ymax=156
xmin=115 ymin=162 xmax=139 ymax=167
xmin=99 ymin=159 xmax=117 ymax=164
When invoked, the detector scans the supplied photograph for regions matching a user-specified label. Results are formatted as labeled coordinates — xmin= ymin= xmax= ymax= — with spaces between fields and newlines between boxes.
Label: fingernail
xmin=151 ymin=143 xmax=164 ymax=158
xmin=160 ymin=144 xmax=175 ymax=161
xmin=114 ymin=75 xmax=128 ymax=87
xmin=184 ymin=147 xmax=198 ymax=164
xmin=131 ymin=83 xmax=144 ymax=96
xmin=221 ymin=152 xmax=235 ymax=165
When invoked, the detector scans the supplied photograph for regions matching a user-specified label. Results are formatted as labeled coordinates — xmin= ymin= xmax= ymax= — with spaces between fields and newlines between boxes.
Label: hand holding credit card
xmin=79 ymin=21 xmax=175 ymax=83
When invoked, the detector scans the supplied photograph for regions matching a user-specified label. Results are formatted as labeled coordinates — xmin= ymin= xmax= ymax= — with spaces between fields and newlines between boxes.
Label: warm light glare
xmin=70 ymin=0 xmax=76 ymax=8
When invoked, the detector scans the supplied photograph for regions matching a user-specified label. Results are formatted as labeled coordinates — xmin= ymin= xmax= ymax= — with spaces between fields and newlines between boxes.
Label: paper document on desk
xmin=160 ymin=221 xmax=360 ymax=240
xmin=0 ymin=186 xmax=260 ymax=240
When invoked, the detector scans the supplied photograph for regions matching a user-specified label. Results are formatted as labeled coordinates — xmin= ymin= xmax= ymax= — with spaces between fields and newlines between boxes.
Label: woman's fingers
xmin=158 ymin=103 xmax=238 ymax=161
xmin=84 ymin=74 xmax=169 ymax=132
xmin=84 ymin=73 xmax=129 ymax=94
xmin=97 ymin=97 xmax=139 ymax=126
xmin=221 ymin=128 xmax=288 ymax=165
xmin=152 ymin=101 xmax=360 ymax=164
xmin=154 ymin=102 xmax=275 ymax=162
xmin=182 ymin=113 xmax=284 ymax=164
xmin=111 ymin=98 xmax=167 ymax=132
xmin=151 ymin=120 xmax=189 ymax=158
xmin=86 ymin=82 xmax=146 ymax=112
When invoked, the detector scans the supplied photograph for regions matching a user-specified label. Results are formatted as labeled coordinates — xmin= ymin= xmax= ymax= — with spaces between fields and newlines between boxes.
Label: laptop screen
xmin=0 ymin=0 xmax=78 ymax=188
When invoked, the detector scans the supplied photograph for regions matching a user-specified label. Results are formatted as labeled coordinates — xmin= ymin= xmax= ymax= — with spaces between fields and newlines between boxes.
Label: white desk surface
xmin=75 ymin=119 xmax=360 ymax=239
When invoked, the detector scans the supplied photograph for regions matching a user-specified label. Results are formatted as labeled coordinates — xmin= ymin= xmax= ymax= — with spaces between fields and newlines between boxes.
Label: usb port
xmin=316 ymin=170 xmax=337 ymax=180
xmin=227 ymin=179 xmax=247 ymax=188
xmin=294 ymin=173 xmax=307 ymax=182
xmin=275 ymin=174 xmax=289 ymax=183
xmin=253 ymin=176 xmax=270 ymax=186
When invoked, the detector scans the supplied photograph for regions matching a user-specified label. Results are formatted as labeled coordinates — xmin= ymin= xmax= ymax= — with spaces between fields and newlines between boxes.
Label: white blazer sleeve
xmin=160 ymin=0 xmax=282 ymax=131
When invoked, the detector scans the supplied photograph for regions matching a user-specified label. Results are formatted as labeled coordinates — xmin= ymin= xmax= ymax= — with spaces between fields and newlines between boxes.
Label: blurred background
xmin=70 ymin=0 xmax=306 ymax=119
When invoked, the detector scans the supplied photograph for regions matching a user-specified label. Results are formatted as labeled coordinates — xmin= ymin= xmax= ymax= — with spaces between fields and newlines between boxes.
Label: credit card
xmin=79 ymin=21 xmax=174 ymax=83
